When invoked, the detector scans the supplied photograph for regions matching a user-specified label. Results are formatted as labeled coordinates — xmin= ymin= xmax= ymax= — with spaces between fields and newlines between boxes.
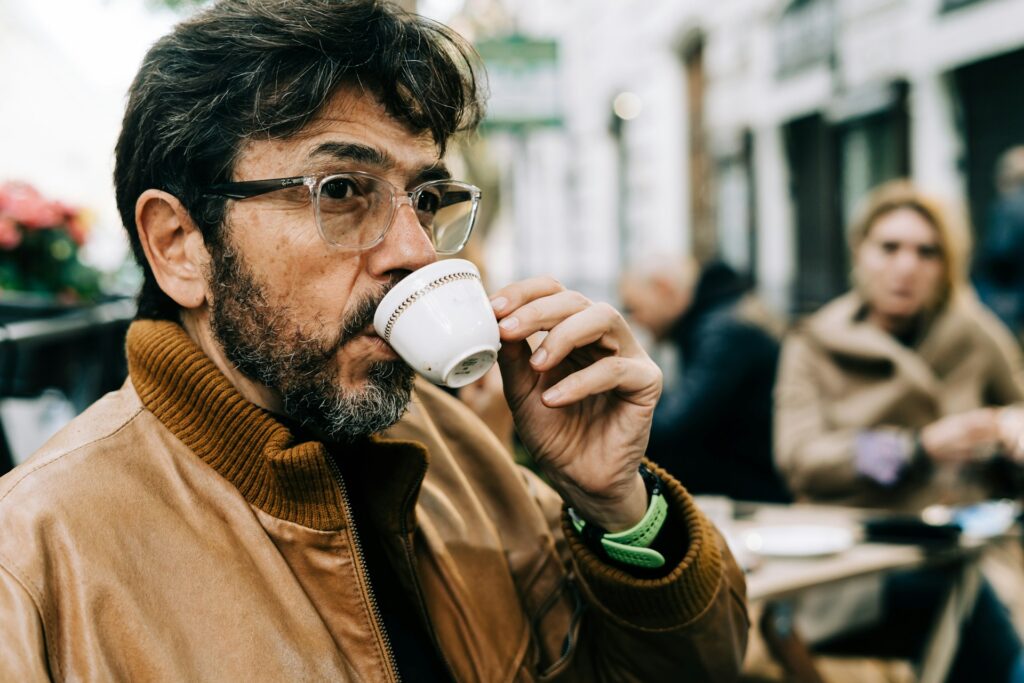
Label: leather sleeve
xmin=0 ymin=562 xmax=52 ymax=681
xmin=522 ymin=464 xmax=749 ymax=682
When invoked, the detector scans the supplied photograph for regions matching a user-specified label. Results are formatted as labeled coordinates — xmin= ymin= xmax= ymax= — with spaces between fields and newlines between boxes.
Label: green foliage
xmin=0 ymin=228 xmax=102 ymax=301
xmin=0 ymin=182 xmax=104 ymax=304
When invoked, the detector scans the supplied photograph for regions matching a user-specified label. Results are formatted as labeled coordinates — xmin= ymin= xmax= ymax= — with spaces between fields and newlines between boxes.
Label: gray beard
xmin=206 ymin=242 xmax=414 ymax=442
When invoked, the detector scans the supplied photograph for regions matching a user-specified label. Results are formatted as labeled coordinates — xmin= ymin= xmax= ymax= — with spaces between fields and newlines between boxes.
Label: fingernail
xmin=530 ymin=348 xmax=548 ymax=366
xmin=499 ymin=317 xmax=519 ymax=331
xmin=491 ymin=296 xmax=508 ymax=312
xmin=542 ymin=388 xmax=561 ymax=403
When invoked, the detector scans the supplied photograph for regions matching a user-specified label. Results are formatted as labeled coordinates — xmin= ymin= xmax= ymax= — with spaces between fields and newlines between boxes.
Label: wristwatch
xmin=568 ymin=463 xmax=668 ymax=569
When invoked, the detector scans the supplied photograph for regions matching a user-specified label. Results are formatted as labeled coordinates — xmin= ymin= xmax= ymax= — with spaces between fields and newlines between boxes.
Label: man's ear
xmin=135 ymin=190 xmax=210 ymax=310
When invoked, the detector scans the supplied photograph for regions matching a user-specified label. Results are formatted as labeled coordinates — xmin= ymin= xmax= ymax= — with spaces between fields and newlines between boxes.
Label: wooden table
xmin=730 ymin=504 xmax=994 ymax=683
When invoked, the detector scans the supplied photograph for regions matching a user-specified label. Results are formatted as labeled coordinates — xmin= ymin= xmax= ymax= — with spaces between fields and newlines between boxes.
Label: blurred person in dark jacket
xmin=621 ymin=257 xmax=790 ymax=502
xmin=974 ymin=145 xmax=1024 ymax=338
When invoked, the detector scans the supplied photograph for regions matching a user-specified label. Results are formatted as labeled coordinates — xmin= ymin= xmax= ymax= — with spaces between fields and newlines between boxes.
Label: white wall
xmin=482 ymin=0 xmax=698 ymax=304
xmin=0 ymin=1 xmax=179 ymax=270
xmin=699 ymin=0 xmax=1024 ymax=313
xmin=465 ymin=0 xmax=1024 ymax=313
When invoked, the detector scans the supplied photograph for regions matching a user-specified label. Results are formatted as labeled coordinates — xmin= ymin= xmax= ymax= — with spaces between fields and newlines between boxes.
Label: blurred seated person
xmin=974 ymin=145 xmax=1024 ymax=337
xmin=776 ymin=180 xmax=1024 ymax=508
xmin=776 ymin=180 xmax=1024 ymax=682
xmin=621 ymin=257 xmax=790 ymax=502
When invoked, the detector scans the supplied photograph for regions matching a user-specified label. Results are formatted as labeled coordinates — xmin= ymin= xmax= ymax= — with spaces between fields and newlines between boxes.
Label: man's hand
xmin=489 ymin=277 xmax=663 ymax=532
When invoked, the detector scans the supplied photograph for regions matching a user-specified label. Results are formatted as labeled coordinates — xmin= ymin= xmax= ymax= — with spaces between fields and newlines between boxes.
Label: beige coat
xmin=775 ymin=291 xmax=1024 ymax=510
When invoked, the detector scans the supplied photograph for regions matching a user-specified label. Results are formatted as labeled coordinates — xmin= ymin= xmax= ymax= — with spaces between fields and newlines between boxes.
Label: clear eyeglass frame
xmin=202 ymin=171 xmax=482 ymax=254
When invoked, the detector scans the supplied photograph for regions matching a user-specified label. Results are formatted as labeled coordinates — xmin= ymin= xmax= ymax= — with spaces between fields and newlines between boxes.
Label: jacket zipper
xmin=325 ymin=453 xmax=402 ymax=683
xmin=397 ymin=458 xmax=459 ymax=682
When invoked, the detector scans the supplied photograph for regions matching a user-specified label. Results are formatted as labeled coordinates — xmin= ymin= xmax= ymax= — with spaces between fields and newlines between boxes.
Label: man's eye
xmin=416 ymin=191 xmax=441 ymax=214
xmin=321 ymin=178 xmax=358 ymax=200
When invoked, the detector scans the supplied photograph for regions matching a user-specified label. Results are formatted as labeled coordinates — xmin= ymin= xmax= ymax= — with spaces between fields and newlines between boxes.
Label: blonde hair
xmin=848 ymin=180 xmax=971 ymax=306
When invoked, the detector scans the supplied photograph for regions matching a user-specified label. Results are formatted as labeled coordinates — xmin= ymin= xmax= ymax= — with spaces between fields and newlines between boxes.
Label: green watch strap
xmin=569 ymin=466 xmax=669 ymax=569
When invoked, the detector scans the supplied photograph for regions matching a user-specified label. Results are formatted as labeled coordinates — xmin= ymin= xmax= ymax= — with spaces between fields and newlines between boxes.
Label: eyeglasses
xmin=202 ymin=172 xmax=482 ymax=254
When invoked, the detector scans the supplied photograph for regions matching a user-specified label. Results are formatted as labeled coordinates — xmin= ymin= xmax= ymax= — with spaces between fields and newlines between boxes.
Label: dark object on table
xmin=864 ymin=515 xmax=961 ymax=545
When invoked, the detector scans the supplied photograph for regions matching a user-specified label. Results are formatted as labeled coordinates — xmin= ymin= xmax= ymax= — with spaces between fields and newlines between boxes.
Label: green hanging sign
xmin=476 ymin=36 xmax=562 ymax=130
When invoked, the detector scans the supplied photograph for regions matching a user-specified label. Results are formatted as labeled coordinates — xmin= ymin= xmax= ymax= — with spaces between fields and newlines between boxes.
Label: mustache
xmin=337 ymin=277 xmax=401 ymax=347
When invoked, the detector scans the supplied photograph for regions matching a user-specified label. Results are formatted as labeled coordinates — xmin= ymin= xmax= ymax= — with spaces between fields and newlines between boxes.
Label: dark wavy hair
xmin=114 ymin=0 xmax=485 ymax=320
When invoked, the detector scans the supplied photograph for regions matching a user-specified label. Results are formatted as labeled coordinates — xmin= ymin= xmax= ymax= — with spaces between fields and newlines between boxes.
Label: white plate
xmin=742 ymin=524 xmax=855 ymax=558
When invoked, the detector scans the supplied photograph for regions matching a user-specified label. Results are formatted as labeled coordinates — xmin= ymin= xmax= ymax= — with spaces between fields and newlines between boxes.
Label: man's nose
xmin=367 ymin=198 xmax=437 ymax=276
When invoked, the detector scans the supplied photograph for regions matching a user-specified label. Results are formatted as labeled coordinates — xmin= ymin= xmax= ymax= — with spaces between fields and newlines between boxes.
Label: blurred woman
xmin=777 ymin=180 xmax=1024 ymax=508
xmin=775 ymin=180 xmax=1024 ymax=683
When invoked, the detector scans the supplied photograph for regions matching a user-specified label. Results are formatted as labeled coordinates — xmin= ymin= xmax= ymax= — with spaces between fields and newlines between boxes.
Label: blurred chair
xmin=0 ymin=298 xmax=134 ymax=474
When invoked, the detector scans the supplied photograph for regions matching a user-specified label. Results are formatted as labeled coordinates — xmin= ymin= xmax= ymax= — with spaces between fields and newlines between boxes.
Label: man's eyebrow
xmin=415 ymin=164 xmax=452 ymax=184
xmin=308 ymin=142 xmax=449 ymax=184
xmin=308 ymin=142 xmax=394 ymax=169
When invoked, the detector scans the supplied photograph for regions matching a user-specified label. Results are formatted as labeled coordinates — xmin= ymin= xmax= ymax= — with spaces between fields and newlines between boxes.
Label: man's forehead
xmin=303 ymin=89 xmax=441 ymax=165
xmin=236 ymin=88 xmax=443 ymax=176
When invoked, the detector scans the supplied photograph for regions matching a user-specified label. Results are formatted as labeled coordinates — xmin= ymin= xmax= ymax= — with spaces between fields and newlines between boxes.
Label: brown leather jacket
xmin=0 ymin=321 xmax=748 ymax=681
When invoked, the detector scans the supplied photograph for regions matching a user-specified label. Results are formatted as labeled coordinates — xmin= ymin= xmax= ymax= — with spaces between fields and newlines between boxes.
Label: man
xmin=621 ymin=257 xmax=789 ymax=502
xmin=0 ymin=2 xmax=747 ymax=681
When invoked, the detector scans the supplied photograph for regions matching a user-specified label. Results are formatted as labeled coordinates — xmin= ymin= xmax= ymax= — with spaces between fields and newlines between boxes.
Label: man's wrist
xmin=561 ymin=471 xmax=648 ymax=533
xmin=569 ymin=464 xmax=668 ymax=569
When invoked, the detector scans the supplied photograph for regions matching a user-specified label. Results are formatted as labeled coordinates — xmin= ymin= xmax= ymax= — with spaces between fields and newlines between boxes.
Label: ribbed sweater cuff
xmin=561 ymin=462 xmax=723 ymax=631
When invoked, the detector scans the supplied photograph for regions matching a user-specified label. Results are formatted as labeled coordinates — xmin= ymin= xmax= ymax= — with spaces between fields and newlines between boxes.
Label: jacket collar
xmin=126 ymin=319 xmax=428 ymax=533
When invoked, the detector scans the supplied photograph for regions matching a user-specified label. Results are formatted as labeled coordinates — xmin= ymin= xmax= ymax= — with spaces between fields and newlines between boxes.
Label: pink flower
xmin=0 ymin=216 xmax=22 ymax=250
xmin=0 ymin=182 xmax=63 ymax=229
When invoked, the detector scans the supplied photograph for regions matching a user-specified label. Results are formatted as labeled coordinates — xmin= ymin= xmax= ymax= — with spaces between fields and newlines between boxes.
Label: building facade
xmin=478 ymin=0 xmax=1024 ymax=315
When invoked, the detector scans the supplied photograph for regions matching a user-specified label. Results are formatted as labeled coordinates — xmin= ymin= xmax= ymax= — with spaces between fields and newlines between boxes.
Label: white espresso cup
xmin=373 ymin=259 xmax=501 ymax=388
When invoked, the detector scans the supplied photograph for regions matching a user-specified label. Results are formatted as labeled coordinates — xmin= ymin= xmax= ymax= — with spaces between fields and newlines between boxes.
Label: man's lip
xmin=350 ymin=329 xmax=399 ymax=358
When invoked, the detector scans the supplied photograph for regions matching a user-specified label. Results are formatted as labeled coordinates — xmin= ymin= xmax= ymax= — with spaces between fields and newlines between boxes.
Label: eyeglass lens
xmin=316 ymin=175 xmax=476 ymax=253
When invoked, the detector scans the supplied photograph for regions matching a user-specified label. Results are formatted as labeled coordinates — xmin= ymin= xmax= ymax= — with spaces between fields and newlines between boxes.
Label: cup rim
xmin=373 ymin=258 xmax=482 ymax=343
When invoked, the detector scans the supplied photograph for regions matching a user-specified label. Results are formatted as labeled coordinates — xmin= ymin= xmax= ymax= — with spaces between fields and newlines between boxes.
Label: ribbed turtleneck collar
xmin=126 ymin=319 xmax=427 ymax=532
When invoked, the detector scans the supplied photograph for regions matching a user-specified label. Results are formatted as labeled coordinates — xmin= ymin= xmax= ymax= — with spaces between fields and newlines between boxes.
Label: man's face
xmin=620 ymin=275 xmax=693 ymax=341
xmin=620 ymin=279 xmax=666 ymax=338
xmin=206 ymin=89 xmax=441 ymax=440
